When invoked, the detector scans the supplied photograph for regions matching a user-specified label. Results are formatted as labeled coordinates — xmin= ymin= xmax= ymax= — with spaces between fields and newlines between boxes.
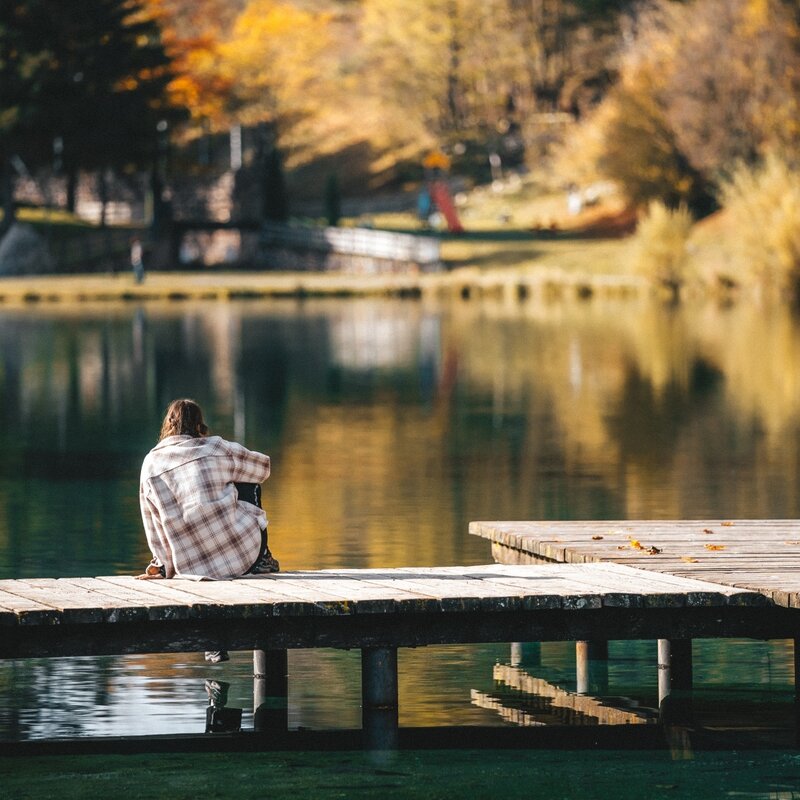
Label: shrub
xmin=630 ymin=201 xmax=694 ymax=294
xmin=719 ymin=154 xmax=800 ymax=300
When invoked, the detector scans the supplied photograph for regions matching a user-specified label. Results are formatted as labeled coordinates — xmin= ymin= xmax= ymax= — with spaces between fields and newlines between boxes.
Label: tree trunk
xmin=97 ymin=170 xmax=109 ymax=228
xmin=66 ymin=170 xmax=78 ymax=214
xmin=1 ymin=156 xmax=16 ymax=235
xmin=445 ymin=0 xmax=463 ymax=130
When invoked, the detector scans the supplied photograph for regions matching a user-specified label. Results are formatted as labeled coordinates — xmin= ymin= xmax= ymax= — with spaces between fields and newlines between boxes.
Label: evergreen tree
xmin=0 ymin=0 xmax=184 ymax=226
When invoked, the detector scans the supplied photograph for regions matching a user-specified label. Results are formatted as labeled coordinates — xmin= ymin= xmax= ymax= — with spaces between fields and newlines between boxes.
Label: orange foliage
xmin=219 ymin=0 xmax=333 ymax=127
xmin=141 ymin=0 xmax=237 ymax=129
xmin=140 ymin=0 xmax=332 ymax=134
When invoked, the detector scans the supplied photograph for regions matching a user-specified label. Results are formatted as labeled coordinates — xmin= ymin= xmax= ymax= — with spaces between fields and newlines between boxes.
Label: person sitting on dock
xmin=136 ymin=398 xmax=279 ymax=660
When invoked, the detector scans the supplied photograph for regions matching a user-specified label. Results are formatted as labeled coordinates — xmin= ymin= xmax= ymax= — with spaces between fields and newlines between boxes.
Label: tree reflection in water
xmin=0 ymin=296 xmax=799 ymax=739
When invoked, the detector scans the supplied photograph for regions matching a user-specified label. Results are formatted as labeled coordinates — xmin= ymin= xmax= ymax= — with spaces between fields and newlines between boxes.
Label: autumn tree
xmin=562 ymin=0 xmax=800 ymax=212
xmin=660 ymin=0 xmax=800 ymax=176
xmin=143 ymin=0 xmax=244 ymax=132
xmin=358 ymin=0 xmax=628 ymax=168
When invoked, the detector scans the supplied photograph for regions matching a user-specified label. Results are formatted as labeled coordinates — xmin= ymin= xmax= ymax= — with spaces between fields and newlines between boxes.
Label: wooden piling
xmin=361 ymin=646 xmax=399 ymax=750
xmin=253 ymin=649 xmax=288 ymax=732
xmin=576 ymin=640 xmax=608 ymax=695
xmin=657 ymin=638 xmax=692 ymax=703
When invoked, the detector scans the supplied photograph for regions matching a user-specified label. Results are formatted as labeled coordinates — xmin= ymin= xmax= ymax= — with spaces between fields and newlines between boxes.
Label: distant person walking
xmin=137 ymin=398 xmax=279 ymax=661
xmin=130 ymin=236 xmax=145 ymax=284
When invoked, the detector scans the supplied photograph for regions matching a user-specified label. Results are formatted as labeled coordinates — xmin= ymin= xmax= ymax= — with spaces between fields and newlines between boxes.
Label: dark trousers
xmin=235 ymin=483 xmax=269 ymax=572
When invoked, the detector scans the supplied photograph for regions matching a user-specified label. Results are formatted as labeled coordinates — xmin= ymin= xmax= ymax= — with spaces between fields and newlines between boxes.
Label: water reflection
xmin=2 ymin=296 xmax=800 ymax=739
xmin=2 ymin=638 xmax=791 ymax=743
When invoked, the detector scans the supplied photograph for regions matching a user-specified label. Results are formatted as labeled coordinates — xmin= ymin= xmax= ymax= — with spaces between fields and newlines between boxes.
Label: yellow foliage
xmin=719 ymin=153 xmax=800 ymax=297
xmin=220 ymin=0 xmax=332 ymax=126
xmin=630 ymin=201 xmax=694 ymax=290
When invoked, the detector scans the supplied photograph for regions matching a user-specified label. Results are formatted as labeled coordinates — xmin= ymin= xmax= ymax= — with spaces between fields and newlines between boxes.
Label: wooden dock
xmin=469 ymin=520 xmax=800 ymax=607
xmin=0 ymin=563 xmax=776 ymax=660
xmin=1 ymin=557 xmax=797 ymax=746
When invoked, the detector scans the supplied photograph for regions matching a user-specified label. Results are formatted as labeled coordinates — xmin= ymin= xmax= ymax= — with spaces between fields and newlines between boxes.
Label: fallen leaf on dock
xmin=617 ymin=545 xmax=627 ymax=550
xmin=704 ymin=544 xmax=725 ymax=551
xmin=681 ymin=556 xmax=699 ymax=563
xmin=721 ymin=521 xmax=734 ymax=527
xmin=628 ymin=538 xmax=662 ymax=554
xmin=702 ymin=528 xmax=715 ymax=534
xmin=591 ymin=535 xmax=604 ymax=540
xmin=784 ymin=541 xmax=800 ymax=545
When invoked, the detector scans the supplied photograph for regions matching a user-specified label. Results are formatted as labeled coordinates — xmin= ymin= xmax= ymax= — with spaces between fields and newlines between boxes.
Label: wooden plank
xmin=243 ymin=574 xmax=389 ymax=615
xmin=236 ymin=575 xmax=371 ymax=616
xmin=94 ymin=577 xmax=235 ymax=619
xmin=472 ymin=520 xmax=800 ymax=608
xmin=67 ymin=578 xmax=192 ymax=622
xmin=0 ymin=579 xmax=134 ymax=624
xmin=339 ymin=567 xmax=562 ymax=612
xmin=0 ymin=585 xmax=65 ymax=626
xmin=297 ymin=568 xmax=497 ymax=613
xmin=474 ymin=564 xmax=692 ymax=609
xmin=485 ymin=562 xmax=743 ymax=608
xmin=322 ymin=566 xmax=570 ymax=612
xmin=456 ymin=564 xmax=605 ymax=610
xmin=575 ymin=563 xmax=768 ymax=607
xmin=96 ymin=576 xmax=288 ymax=618
xmin=246 ymin=573 xmax=441 ymax=615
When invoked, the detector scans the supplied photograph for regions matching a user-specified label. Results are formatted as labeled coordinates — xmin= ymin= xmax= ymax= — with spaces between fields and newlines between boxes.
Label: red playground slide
xmin=429 ymin=180 xmax=465 ymax=233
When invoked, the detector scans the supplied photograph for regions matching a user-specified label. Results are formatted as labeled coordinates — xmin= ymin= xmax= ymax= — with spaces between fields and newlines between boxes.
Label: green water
xmin=1 ymin=295 xmax=800 ymax=793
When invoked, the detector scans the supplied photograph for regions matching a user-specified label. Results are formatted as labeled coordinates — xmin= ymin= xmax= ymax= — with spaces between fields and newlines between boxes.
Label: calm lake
xmin=1 ymin=295 xmax=799 ymax=762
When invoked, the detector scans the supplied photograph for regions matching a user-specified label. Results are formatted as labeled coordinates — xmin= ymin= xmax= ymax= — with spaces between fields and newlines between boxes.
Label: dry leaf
xmin=591 ymin=535 xmax=604 ymax=540
xmin=721 ymin=521 xmax=734 ymax=527
xmin=616 ymin=545 xmax=627 ymax=550
xmin=628 ymin=537 xmax=662 ymax=553
xmin=681 ymin=556 xmax=699 ymax=563
xmin=784 ymin=540 xmax=800 ymax=545
xmin=703 ymin=528 xmax=714 ymax=534
xmin=704 ymin=544 xmax=725 ymax=551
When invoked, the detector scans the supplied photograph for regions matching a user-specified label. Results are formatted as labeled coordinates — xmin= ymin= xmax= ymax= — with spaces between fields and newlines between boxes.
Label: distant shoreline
xmin=0 ymin=269 xmax=644 ymax=305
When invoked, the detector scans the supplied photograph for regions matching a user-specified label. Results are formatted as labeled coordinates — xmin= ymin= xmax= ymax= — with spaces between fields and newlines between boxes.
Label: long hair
xmin=158 ymin=398 xmax=209 ymax=441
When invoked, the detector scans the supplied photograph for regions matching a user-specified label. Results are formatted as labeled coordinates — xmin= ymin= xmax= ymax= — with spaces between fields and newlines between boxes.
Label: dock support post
xmin=657 ymin=639 xmax=692 ymax=702
xmin=658 ymin=639 xmax=693 ymax=727
xmin=576 ymin=641 xmax=608 ymax=695
xmin=361 ymin=646 xmax=399 ymax=750
xmin=510 ymin=642 xmax=541 ymax=668
xmin=658 ymin=639 xmax=693 ymax=756
xmin=253 ymin=649 xmax=288 ymax=732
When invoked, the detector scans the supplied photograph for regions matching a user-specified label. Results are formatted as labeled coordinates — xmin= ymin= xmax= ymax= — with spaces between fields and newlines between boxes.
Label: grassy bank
xmin=2 ymin=747 xmax=799 ymax=800
xmin=1 ymin=175 xmax=639 ymax=303
xmin=0 ymin=251 xmax=641 ymax=306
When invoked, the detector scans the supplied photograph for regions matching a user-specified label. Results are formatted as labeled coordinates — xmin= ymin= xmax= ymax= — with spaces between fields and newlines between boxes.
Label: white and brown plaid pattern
xmin=140 ymin=435 xmax=270 ymax=580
